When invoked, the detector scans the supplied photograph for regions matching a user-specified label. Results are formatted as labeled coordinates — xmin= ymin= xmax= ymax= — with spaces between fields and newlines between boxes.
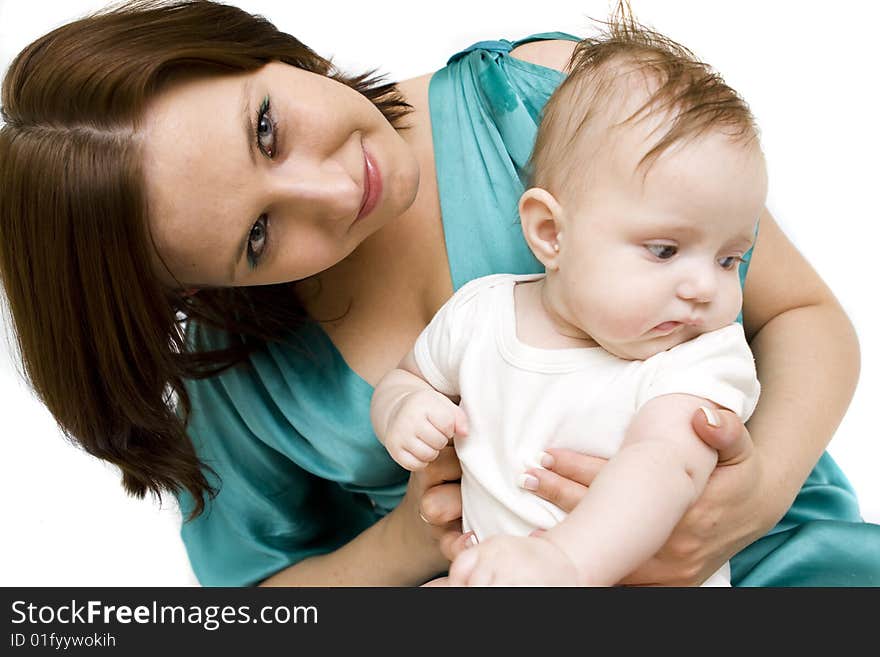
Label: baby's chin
xmin=600 ymin=341 xmax=670 ymax=362
xmin=599 ymin=331 xmax=700 ymax=362
xmin=600 ymin=321 xmax=734 ymax=361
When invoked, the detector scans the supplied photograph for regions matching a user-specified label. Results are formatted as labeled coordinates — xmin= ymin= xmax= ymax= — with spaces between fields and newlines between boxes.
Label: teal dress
xmin=179 ymin=34 xmax=880 ymax=586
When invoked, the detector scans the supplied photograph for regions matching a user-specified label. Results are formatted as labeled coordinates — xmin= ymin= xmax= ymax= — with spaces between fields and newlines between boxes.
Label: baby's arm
xmin=371 ymin=351 xmax=468 ymax=471
xmin=448 ymin=393 xmax=720 ymax=586
xmin=543 ymin=394 xmax=719 ymax=585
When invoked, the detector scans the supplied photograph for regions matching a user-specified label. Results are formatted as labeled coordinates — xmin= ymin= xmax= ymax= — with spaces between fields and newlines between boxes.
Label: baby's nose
xmin=677 ymin=265 xmax=717 ymax=303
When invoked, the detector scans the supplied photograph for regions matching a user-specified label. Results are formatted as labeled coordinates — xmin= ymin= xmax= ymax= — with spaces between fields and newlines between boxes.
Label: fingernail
xmin=465 ymin=532 xmax=478 ymax=547
xmin=525 ymin=451 xmax=553 ymax=470
xmin=700 ymin=406 xmax=720 ymax=428
xmin=517 ymin=473 xmax=539 ymax=491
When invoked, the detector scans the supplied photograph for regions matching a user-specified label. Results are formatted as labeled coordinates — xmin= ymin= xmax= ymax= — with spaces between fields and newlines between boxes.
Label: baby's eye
xmin=718 ymin=255 xmax=743 ymax=270
xmin=645 ymin=244 xmax=678 ymax=260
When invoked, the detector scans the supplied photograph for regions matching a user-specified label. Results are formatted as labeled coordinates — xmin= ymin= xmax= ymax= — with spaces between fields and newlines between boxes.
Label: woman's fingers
xmin=419 ymin=482 xmax=462 ymax=525
xmin=690 ymin=407 xmax=754 ymax=465
xmin=542 ymin=448 xmax=605 ymax=485
xmin=423 ymin=445 xmax=462 ymax=483
xmin=523 ymin=467 xmax=589 ymax=514
xmin=440 ymin=529 xmax=477 ymax=562
xmin=521 ymin=449 xmax=604 ymax=512
xmin=414 ymin=447 xmax=464 ymax=565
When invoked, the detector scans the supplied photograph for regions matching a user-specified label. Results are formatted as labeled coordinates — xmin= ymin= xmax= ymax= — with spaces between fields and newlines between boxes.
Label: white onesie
xmin=413 ymin=273 xmax=760 ymax=587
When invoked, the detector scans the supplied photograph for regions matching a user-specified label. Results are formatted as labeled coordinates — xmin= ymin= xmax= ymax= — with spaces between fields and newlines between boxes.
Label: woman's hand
xmin=396 ymin=445 xmax=475 ymax=577
xmin=525 ymin=408 xmax=772 ymax=586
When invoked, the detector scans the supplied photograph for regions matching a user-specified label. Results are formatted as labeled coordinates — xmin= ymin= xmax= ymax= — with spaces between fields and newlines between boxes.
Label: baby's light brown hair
xmin=529 ymin=2 xmax=759 ymax=200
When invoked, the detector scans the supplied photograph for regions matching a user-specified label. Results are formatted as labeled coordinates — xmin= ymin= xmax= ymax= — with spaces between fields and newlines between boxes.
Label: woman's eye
xmin=646 ymin=244 xmax=678 ymax=259
xmin=255 ymin=95 xmax=276 ymax=158
xmin=718 ymin=255 xmax=743 ymax=270
xmin=247 ymin=214 xmax=269 ymax=270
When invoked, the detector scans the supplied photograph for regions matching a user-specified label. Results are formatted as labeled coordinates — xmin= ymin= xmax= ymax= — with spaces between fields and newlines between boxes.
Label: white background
xmin=1 ymin=1 xmax=877 ymax=586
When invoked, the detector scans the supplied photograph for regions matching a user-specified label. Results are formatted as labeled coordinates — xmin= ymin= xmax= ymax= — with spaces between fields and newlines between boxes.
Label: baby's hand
xmin=383 ymin=390 xmax=468 ymax=471
xmin=447 ymin=535 xmax=580 ymax=586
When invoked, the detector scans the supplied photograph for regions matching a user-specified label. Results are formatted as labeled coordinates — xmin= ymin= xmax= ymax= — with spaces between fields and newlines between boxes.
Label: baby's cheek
xmin=578 ymin=280 xmax=658 ymax=345
xmin=598 ymin=308 xmax=648 ymax=342
xmin=614 ymin=312 xmax=640 ymax=337
xmin=608 ymin=284 xmax=659 ymax=337
xmin=717 ymin=280 xmax=744 ymax=325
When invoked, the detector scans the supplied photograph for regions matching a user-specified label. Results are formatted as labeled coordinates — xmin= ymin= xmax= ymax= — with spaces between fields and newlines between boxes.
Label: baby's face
xmin=551 ymin=128 xmax=767 ymax=361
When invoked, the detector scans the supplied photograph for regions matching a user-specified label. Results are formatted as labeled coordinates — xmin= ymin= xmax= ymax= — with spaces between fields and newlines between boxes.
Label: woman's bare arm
xmin=740 ymin=208 xmax=860 ymax=524
xmin=260 ymin=511 xmax=428 ymax=586
xmin=261 ymin=447 xmax=469 ymax=586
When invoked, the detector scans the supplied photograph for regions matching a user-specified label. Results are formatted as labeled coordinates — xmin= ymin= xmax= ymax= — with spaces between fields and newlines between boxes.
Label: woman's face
xmin=140 ymin=61 xmax=420 ymax=289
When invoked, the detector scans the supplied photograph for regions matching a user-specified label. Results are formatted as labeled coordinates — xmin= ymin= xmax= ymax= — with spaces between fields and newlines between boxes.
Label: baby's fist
xmin=384 ymin=390 xmax=468 ymax=471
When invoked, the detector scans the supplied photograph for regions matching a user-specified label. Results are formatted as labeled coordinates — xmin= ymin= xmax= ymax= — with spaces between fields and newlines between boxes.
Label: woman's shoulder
xmin=508 ymin=38 xmax=577 ymax=73
xmin=443 ymin=32 xmax=580 ymax=72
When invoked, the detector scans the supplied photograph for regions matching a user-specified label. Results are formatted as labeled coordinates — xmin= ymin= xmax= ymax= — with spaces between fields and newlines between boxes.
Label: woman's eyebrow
xmin=229 ymin=78 xmax=258 ymax=282
xmin=241 ymin=77 xmax=256 ymax=166
xmin=229 ymin=227 xmax=249 ymax=284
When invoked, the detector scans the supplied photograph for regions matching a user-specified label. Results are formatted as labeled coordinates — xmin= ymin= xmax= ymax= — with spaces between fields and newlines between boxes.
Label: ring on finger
xmin=419 ymin=511 xmax=431 ymax=524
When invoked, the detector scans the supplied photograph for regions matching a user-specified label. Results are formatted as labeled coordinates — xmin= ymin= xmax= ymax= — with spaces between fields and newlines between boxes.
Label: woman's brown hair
xmin=0 ymin=0 xmax=412 ymax=518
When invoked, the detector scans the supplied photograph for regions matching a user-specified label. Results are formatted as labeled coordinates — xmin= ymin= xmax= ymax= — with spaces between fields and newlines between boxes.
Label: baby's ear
xmin=519 ymin=188 xmax=564 ymax=271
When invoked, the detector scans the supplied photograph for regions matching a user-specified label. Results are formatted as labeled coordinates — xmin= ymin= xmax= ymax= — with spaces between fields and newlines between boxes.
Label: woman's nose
xmin=676 ymin=263 xmax=718 ymax=303
xmin=269 ymin=160 xmax=362 ymax=221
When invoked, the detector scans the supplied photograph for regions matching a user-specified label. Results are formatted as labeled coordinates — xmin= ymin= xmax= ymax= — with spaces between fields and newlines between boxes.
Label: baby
xmin=371 ymin=19 xmax=764 ymax=586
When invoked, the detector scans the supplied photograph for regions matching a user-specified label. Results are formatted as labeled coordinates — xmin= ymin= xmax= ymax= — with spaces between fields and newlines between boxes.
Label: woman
xmin=0 ymin=0 xmax=876 ymax=586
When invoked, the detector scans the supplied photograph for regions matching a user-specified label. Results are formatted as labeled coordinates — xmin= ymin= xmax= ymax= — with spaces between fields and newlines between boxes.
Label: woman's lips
xmin=356 ymin=146 xmax=382 ymax=222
